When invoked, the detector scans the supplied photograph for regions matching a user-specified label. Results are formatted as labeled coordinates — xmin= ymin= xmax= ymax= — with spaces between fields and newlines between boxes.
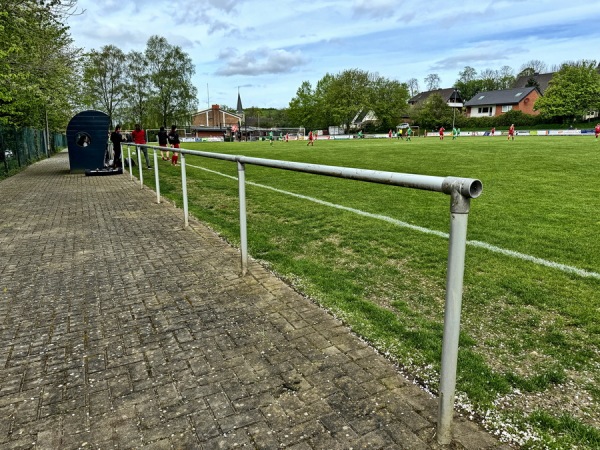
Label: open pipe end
xmin=442 ymin=177 xmax=483 ymax=199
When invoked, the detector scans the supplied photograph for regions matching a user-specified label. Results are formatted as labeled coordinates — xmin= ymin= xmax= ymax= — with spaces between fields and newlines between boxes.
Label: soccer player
xmin=307 ymin=130 xmax=314 ymax=146
xmin=508 ymin=124 xmax=515 ymax=141
xmin=439 ymin=126 xmax=445 ymax=140
xmin=595 ymin=123 xmax=600 ymax=138
xmin=406 ymin=126 xmax=413 ymax=141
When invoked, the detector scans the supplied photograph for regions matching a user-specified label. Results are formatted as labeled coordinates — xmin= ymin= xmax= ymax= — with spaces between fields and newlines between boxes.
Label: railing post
xmin=180 ymin=152 xmax=189 ymax=227
xmin=127 ymin=146 xmax=132 ymax=180
xmin=137 ymin=145 xmax=143 ymax=188
xmin=237 ymin=161 xmax=248 ymax=275
xmin=153 ymin=150 xmax=160 ymax=203
xmin=437 ymin=189 xmax=471 ymax=445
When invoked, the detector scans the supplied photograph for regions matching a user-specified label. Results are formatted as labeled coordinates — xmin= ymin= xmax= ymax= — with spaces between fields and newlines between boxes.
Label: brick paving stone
xmin=0 ymin=153 xmax=511 ymax=449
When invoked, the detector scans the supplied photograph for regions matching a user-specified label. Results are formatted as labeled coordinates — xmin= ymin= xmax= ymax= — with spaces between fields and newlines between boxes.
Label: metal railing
xmin=125 ymin=143 xmax=483 ymax=445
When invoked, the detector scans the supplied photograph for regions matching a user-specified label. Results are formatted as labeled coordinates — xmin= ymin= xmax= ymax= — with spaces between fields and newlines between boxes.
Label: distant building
xmin=408 ymin=88 xmax=463 ymax=106
xmin=513 ymin=72 xmax=554 ymax=95
xmin=192 ymin=104 xmax=242 ymax=128
xmin=464 ymin=87 xmax=541 ymax=118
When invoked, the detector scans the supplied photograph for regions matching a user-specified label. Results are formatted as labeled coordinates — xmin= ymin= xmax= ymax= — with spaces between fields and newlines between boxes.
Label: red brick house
xmin=464 ymin=87 xmax=541 ymax=118
xmin=192 ymin=104 xmax=243 ymax=128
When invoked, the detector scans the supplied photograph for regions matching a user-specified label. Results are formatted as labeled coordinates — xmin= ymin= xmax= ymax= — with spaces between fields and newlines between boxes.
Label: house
xmin=408 ymin=88 xmax=463 ymax=106
xmin=464 ymin=87 xmax=541 ymax=118
xmin=351 ymin=109 xmax=378 ymax=129
xmin=513 ymin=72 xmax=554 ymax=95
xmin=191 ymin=104 xmax=243 ymax=129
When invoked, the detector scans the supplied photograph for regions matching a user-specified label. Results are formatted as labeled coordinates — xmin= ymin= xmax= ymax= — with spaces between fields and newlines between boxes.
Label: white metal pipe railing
xmin=153 ymin=150 xmax=160 ymax=203
xmin=136 ymin=145 xmax=143 ymax=188
xmin=132 ymin=144 xmax=482 ymax=445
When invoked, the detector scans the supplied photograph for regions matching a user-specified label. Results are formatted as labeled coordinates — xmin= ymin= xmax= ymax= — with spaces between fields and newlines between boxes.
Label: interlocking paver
xmin=0 ymin=153 xmax=512 ymax=449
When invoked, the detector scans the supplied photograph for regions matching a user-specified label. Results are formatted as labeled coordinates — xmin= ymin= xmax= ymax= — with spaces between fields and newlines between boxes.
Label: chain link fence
xmin=0 ymin=125 xmax=67 ymax=179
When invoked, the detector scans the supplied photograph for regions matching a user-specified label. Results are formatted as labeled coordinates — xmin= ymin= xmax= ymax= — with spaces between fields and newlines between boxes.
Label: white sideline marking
xmin=188 ymin=163 xmax=600 ymax=280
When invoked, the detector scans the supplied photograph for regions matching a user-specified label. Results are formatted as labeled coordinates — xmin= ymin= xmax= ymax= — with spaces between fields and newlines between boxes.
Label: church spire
xmin=236 ymin=88 xmax=244 ymax=114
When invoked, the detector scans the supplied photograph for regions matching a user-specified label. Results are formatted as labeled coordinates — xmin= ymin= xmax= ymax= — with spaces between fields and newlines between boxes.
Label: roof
xmin=409 ymin=88 xmax=462 ymax=104
xmin=464 ymin=87 xmax=539 ymax=107
xmin=513 ymin=72 xmax=554 ymax=95
xmin=192 ymin=107 xmax=242 ymax=119
xmin=236 ymin=93 xmax=244 ymax=114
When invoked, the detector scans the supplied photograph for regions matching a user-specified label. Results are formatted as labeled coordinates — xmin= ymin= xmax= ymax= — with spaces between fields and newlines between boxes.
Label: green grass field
xmin=136 ymin=136 xmax=600 ymax=449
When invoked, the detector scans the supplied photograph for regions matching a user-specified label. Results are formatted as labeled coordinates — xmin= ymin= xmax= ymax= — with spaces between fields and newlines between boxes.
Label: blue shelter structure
xmin=66 ymin=110 xmax=110 ymax=174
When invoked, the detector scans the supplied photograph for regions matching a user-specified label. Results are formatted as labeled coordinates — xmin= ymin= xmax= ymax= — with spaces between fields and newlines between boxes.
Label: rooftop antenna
xmin=207 ymin=83 xmax=210 ymax=108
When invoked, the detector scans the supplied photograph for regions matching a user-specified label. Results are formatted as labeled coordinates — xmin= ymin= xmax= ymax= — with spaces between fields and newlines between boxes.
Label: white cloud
xmin=67 ymin=0 xmax=600 ymax=108
xmin=216 ymin=48 xmax=308 ymax=76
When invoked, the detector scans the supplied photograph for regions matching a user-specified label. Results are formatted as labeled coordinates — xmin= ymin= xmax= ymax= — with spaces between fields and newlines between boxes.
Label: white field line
xmin=187 ymin=163 xmax=600 ymax=280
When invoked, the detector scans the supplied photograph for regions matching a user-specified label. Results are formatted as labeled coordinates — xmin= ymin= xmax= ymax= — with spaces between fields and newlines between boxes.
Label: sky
xmin=66 ymin=0 xmax=600 ymax=111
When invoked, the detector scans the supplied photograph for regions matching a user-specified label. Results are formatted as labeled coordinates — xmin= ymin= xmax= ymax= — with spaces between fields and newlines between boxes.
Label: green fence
xmin=0 ymin=125 xmax=67 ymax=178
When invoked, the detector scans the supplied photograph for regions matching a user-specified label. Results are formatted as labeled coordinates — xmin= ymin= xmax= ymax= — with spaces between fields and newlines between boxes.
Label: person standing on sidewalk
xmin=168 ymin=125 xmax=180 ymax=166
xmin=110 ymin=124 xmax=124 ymax=169
xmin=157 ymin=126 xmax=170 ymax=161
xmin=132 ymin=124 xmax=151 ymax=169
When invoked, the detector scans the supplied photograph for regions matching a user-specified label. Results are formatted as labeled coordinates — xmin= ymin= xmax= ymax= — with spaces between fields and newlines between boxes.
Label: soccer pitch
xmin=144 ymin=136 xmax=600 ymax=448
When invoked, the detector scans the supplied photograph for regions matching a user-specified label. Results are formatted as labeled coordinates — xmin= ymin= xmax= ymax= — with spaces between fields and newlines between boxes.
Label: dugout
xmin=66 ymin=110 xmax=110 ymax=173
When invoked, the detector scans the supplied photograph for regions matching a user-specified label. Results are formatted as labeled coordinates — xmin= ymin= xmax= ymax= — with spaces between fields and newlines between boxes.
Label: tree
xmin=328 ymin=69 xmax=373 ymax=132
xmin=145 ymin=36 xmax=198 ymax=128
xmin=479 ymin=68 xmax=499 ymax=92
xmin=518 ymin=60 xmax=548 ymax=78
xmin=497 ymin=65 xmax=515 ymax=89
xmin=81 ymin=45 xmax=127 ymax=125
xmin=454 ymin=67 xmax=482 ymax=102
xmin=424 ymin=73 xmax=441 ymax=91
xmin=313 ymin=73 xmax=336 ymax=130
xmin=124 ymin=51 xmax=152 ymax=127
xmin=287 ymin=81 xmax=318 ymax=130
xmin=406 ymin=78 xmax=419 ymax=97
xmin=370 ymin=77 xmax=409 ymax=131
xmin=412 ymin=93 xmax=453 ymax=129
xmin=534 ymin=60 xmax=600 ymax=122
xmin=0 ymin=0 xmax=80 ymax=128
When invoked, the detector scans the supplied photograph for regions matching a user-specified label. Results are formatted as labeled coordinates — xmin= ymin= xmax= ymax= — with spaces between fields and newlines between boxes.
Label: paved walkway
xmin=0 ymin=153 xmax=510 ymax=449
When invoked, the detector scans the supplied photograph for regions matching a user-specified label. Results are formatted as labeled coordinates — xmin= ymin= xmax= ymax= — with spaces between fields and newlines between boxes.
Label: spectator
xmin=131 ymin=124 xmax=151 ymax=169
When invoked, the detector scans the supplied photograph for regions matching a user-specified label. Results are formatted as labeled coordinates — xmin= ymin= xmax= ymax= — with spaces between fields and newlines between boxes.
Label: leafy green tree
xmin=454 ymin=66 xmax=482 ymax=102
xmin=412 ymin=93 xmax=453 ymax=129
xmin=327 ymin=69 xmax=372 ymax=132
xmin=81 ymin=45 xmax=127 ymax=125
xmin=124 ymin=50 xmax=152 ymax=127
xmin=289 ymin=70 xmax=409 ymax=132
xmin=370 ymin=77 xmax=409 ymax=131
xmin=287 ymin=81 xmax=318 ymax=129
xmin=314 ymin=73 xmax=336 ymax=130
xmin=0 ymin=0 xmax=79 ymax=128
xmin=145 ymin=36 xmax=198 ymax=128
xmin=534 ymin=60 xmax=600 ymax=122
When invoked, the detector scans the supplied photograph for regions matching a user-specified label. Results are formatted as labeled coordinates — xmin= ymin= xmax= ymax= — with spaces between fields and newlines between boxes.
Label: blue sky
xmin=67 ymin=0 xmax=600 ymax=110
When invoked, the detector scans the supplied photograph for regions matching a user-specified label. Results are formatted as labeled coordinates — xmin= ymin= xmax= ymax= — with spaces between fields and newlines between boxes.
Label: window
xmin=502 ymin=105 xmax=513 ymax=113
xmin=478 ymin=107 xmax=490 ymax=114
